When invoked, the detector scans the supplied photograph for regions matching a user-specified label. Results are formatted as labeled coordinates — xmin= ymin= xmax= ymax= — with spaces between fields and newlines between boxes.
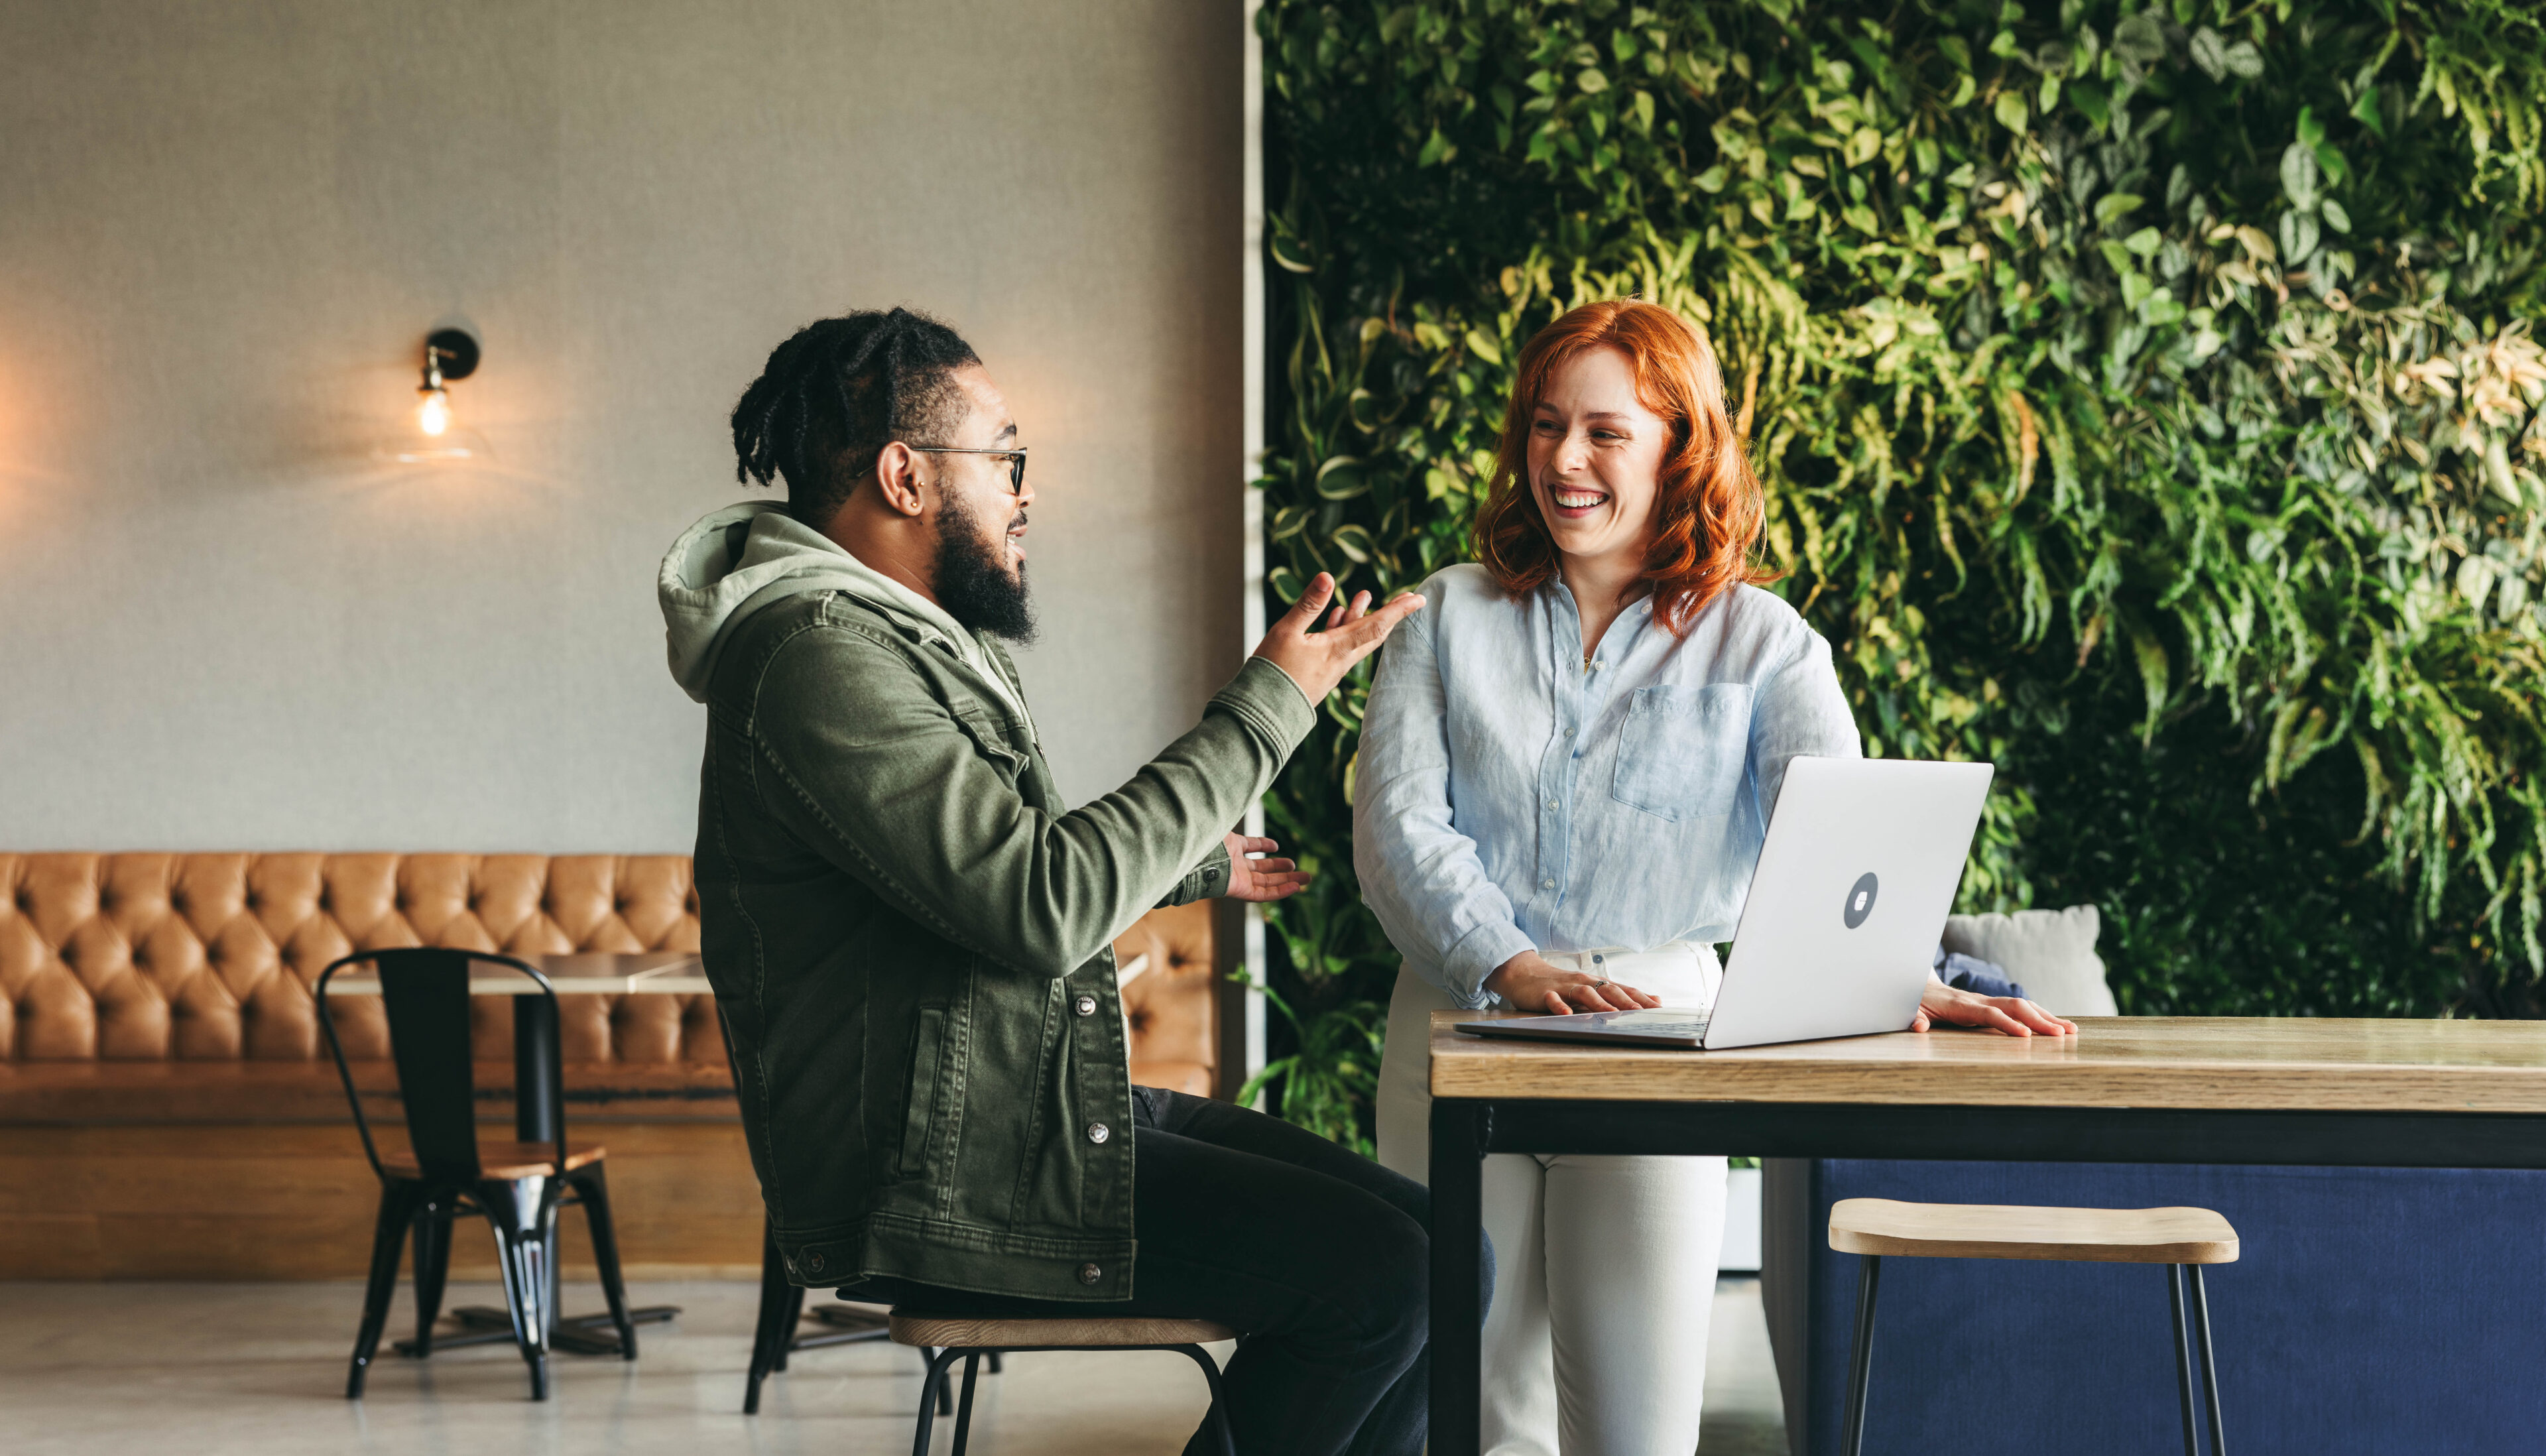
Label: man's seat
xmin=888 ymin=1308 xmax=1236 ymax=1455
xmin=733 ymin=904 xmax=1234 ymax=1414
xmin=888 ymin=1311 xmax=1237 ymax=1349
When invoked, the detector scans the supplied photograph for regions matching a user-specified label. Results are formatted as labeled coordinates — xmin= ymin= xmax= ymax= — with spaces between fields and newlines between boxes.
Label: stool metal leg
xmin=2189 ymin=1265 xmax=2226 ymax=1456
xmin=949 ymin=1351 xmax=983 ymax=1456
xmin=1839 ymin=1254 xmax=1882 ymax=1456
xmin=909 ymin=1346 xmax=962 ymax=1456
xmin=1173 ymin=1343 xmax=1237 ymax=1456
xmin=2168 ymin=1266 xmax=2201 ymax=1456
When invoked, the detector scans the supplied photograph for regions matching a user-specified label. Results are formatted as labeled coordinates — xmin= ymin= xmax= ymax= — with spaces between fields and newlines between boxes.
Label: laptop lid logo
xmin=1843 ymin=872 xmax=1879 ymax=929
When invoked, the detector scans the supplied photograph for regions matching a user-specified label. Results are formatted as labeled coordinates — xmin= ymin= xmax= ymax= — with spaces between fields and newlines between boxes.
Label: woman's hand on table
xmin=1911 ymin=978 xmax=2078 ymax=1037
xmin=1219 ymin=833 xmax=1311 ymax=903
xmin=1483 ymin=950 xmax=1663 ymax=1015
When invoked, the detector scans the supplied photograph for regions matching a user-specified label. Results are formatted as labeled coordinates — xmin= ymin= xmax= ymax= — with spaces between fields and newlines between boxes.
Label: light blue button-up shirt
xmin=1353 ymin=564 xmax=1862 ymax=1008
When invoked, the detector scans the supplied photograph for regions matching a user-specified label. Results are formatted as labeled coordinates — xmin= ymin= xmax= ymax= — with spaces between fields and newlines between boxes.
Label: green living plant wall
xmin=1252 ymin=0 xmax=2546 ymax=1150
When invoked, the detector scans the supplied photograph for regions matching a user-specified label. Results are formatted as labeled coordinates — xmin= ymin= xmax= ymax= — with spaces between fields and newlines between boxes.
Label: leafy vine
xmin=1257 ymin=0 xmax=2546 ymax=1142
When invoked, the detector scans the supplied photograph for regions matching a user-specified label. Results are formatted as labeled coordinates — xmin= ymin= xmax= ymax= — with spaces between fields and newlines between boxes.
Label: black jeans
xmin=847 ymin=1086 xmax=1459 ymax=1456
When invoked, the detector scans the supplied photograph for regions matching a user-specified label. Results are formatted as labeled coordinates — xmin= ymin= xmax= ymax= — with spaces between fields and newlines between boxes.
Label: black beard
xmin=933 ymin=493 xmax=1036 ymax=644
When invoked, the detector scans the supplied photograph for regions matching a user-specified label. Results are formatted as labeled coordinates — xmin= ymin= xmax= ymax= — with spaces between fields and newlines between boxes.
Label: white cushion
xmin=1940 ymin=905 xmax=2118 ymax=1017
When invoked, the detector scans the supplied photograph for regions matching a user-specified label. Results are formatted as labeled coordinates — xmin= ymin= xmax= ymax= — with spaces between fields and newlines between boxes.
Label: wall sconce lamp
xmin=387 ymin=328 xmax=490 ymax=463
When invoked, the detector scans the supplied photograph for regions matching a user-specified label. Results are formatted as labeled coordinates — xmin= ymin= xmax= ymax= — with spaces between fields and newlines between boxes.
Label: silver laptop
xmin=1455 ymin=756 xmax=1994 ymax=1051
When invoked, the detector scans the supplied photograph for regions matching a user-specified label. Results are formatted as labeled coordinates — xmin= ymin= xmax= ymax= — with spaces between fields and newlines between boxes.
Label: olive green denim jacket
xmin=668 ymin=508 xmax=1313 ymax=1301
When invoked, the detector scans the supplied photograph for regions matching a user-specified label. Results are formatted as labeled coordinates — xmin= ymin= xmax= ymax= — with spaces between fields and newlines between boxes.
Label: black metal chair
xmin=318 ymin=947 xmax=639 ymax=1402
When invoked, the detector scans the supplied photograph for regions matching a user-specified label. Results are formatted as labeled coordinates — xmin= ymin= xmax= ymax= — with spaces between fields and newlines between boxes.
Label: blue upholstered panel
xmin=1796 ymin=1160 xmax=2546 ymax=1455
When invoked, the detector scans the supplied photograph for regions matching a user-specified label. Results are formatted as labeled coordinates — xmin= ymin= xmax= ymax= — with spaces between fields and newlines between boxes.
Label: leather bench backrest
xmin=1109 ymin=899 xmax=1219 ymax=1085
xmin=0 ymin=853 xmax=1212 ymax=1083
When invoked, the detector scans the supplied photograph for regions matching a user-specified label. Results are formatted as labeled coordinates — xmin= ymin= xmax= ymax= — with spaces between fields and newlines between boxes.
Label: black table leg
xmin=513 ymin=995 xmax=562 ymax=1144
xmin=1429 ymin=1099 xmax=1488 ymax=1456
xmin=431 ymin=997 xmax=680 ymax=1357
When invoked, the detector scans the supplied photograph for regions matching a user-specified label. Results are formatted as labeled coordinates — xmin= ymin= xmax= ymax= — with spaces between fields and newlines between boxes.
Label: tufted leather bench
xmin=0 ymin=853 xmax=1233 ymax=1278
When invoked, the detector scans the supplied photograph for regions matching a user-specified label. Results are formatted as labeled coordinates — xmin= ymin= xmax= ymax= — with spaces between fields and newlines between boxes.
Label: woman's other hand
xmin=1483 ymin=950 xmax=1664 ymax=1015
xmin=1219 ymin=833 xmax=1310 ymax=903
xmin=1911 ymin=979 xmax=2078 ymax=1037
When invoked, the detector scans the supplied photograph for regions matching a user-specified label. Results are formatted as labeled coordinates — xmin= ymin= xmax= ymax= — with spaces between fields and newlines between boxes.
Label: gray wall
xmin=0 ymin=0 xmax=1244 ymax=852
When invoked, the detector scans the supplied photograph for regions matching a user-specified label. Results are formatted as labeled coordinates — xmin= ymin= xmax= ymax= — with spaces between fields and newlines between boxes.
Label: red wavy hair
xmin=1475 ymin=299 xmax=1775 ymax=635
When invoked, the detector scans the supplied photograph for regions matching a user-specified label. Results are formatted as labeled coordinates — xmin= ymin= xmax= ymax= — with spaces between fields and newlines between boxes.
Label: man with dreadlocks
xmin=657 ymin=307 xmax=1443 ymax=1455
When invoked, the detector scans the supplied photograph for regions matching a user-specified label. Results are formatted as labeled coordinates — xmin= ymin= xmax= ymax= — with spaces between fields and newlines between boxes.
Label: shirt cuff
xmin=1164 ymin=841 xmax=1233 ymax=907
xmin=1439 ymin=920 xmax=1538 ymax=1010
xmin=1209 ymin=656 xmax=1320 ymax=755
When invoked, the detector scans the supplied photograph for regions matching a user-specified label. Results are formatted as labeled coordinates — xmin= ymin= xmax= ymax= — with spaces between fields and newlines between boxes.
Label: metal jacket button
xmin=1075 ymin=994 xmax=1098 ymax=1017
xmin=1077 ymin=1262 xmax=1103 ymax=1284
xmin=1087 ymin=1122 xmax=1111 ymax=1144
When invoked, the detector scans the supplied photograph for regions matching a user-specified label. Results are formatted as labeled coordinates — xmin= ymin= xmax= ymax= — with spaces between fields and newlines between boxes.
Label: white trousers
xmin=1376 ymin=949 xmax=1728 ymax=1456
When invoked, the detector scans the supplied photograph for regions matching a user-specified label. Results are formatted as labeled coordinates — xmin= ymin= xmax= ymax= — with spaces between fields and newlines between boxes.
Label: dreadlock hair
xmin=730 ymin=307 xmax=982 ymax=527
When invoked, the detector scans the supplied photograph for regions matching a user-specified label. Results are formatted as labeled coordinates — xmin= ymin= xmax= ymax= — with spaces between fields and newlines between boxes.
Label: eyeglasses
xmin=910 ymin=444 xmax=1028 ymax=495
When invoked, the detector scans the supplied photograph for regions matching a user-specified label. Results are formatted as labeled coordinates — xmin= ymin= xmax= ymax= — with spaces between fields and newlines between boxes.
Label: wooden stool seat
xmin=1829 ymin=1197 xmax=2240 ymax=1265
xmin=380 ymin=1140 xmax=606 ymax=1181
xmin=1829 ymin=1196 xmax=2236 ymax=1456
xmin=889 ymin=1311 xmax=1236 ymax=1350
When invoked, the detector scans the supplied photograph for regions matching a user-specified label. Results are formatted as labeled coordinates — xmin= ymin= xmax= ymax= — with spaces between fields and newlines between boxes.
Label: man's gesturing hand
xmin=1252 ymin=572 xmax=1424 ymax=705
xmin=1220 ymin=833 xmax=1310 ymax=903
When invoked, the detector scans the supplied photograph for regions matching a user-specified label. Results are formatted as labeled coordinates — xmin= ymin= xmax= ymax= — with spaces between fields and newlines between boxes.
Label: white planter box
xmin=1720 ymin=1165 xmax=1762 ymax=1272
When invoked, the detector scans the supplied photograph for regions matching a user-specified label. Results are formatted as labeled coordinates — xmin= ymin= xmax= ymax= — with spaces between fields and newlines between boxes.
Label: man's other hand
xmin=1221 ymin=833 xmax=1311 ymax=903
xmin=1254 ymin=572 xmax=1424 ymax=704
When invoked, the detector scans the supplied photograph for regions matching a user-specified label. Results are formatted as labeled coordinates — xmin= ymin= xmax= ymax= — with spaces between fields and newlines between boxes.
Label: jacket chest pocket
xmin=951 ymin=704 xmax=1030 ymax=788
xmin=1611 ymin=684 xmax=1752 ymax=822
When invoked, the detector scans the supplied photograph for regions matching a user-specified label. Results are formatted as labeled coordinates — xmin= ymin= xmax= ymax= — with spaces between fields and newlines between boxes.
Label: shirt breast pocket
xmin=1610 ymin=684 xmax=1752 ymax=822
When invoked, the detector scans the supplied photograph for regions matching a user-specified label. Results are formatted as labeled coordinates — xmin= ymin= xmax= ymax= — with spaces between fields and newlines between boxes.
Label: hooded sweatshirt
xmin=658 ymin=501 xmax=1034 ymax=727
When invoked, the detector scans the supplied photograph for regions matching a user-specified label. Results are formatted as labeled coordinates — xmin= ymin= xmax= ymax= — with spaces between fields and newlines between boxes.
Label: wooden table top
xmin=324 ymin=951 xmax=709 ymax=996
xmin=1428 ymin=1012 xmax=2546 ymax=1114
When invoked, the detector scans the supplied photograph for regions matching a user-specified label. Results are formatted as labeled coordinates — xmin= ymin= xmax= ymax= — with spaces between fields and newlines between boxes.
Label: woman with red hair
xmin=1355 ymin=300 xmax=2067 ymax=1451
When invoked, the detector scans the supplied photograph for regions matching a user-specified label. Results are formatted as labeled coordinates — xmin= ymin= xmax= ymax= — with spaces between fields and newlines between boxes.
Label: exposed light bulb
xmin=374 ymin=328 xmax=490 ymax=465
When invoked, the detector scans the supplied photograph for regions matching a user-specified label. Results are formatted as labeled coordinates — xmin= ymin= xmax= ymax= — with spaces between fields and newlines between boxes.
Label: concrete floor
xmin=0 ymin=1276 xmax=1788 ymax=1454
